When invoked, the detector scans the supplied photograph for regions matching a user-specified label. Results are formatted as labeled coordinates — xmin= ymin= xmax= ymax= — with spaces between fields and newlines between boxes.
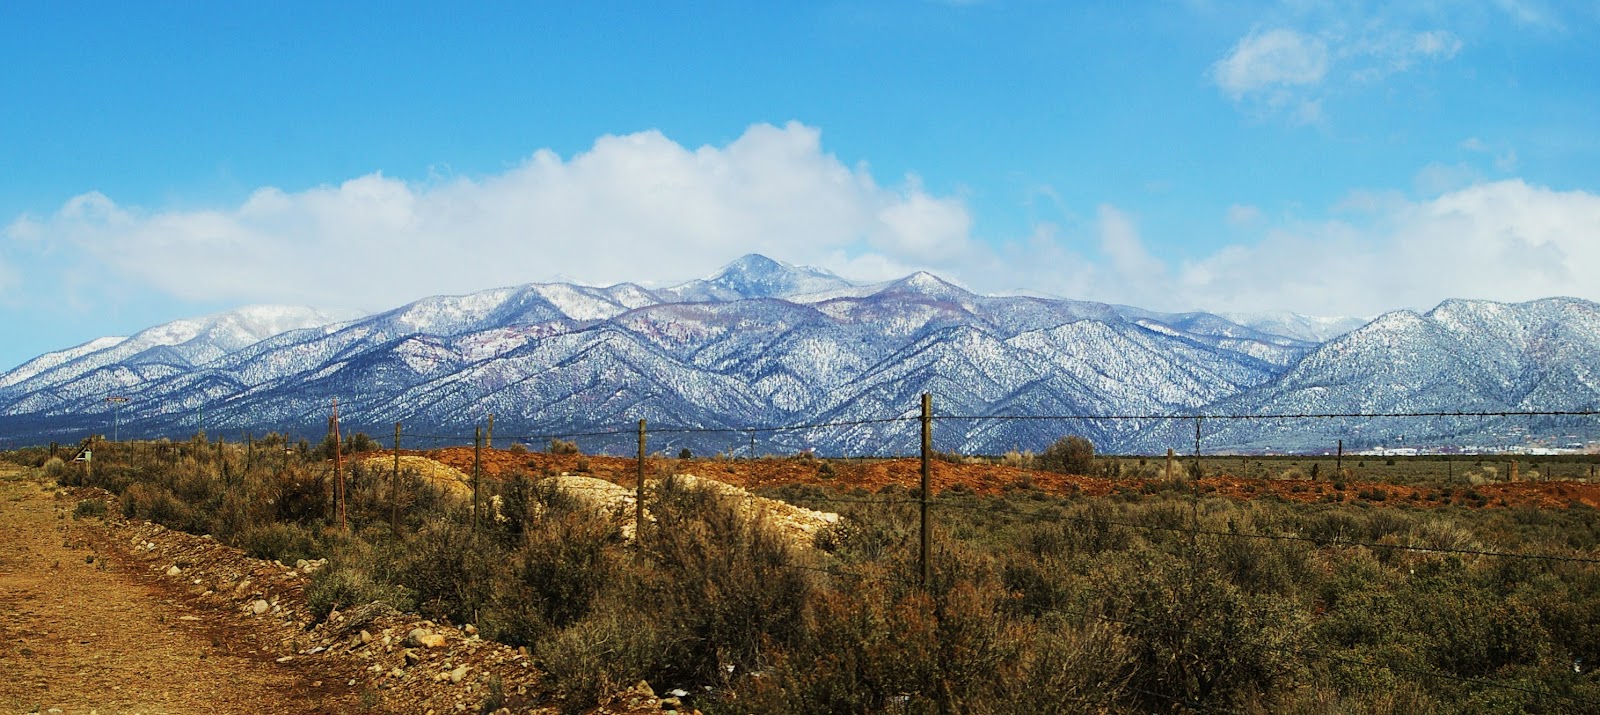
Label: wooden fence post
xmin=637 ymin=419 xmax=647 ymax=544
xmin=920 ymin=393 xmax=932 ymax=589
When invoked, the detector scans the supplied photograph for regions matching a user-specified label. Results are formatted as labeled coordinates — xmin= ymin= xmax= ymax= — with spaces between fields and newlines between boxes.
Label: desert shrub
xmin=272 ymin=463 xmax=329 ymax=524
xmin=344 ymin=432 xmax=379 ymax=454
xmin=395 ymin=516 xmax=502 ymax=626
xmin=678 ymin=447 xmax=692 ymax=459
xmin=1000 ymin=449 xmax=1035 ymax=469
xmin=549 ymin=438 xmax=579 ymax=455
xmin=638 ymin=477 xmax=814 ymax=685
xmin=121 ymin=482 xmax=195 ymax=530
xmin=237 ymin=521 xmax=326 ymax=564
xmin=536 ymin=600 xmax=667 ymax=715
xmin=73 ymin=498 xmax=108 ymax=519
xmin=1100 ymin=544 xmax=1305 ymax=711
xmin=485 ymin=490 xmax=623 ymax=646
xmin=42 ymin=456 xmax=73 ymax=484
xmin=306 ymin=539 xmax=412 ymax=621
xmin=1038 ymin=435 xmax=1095 ymax=475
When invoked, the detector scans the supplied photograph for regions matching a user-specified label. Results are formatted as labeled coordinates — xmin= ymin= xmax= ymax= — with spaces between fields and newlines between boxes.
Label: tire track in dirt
xmin=0 ymin=464 xmax=372 ymax=714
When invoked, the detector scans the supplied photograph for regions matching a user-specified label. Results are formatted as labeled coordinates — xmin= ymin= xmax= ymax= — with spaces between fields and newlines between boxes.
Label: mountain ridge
xmin=3 ymin=257 xmax=1595 ymax=454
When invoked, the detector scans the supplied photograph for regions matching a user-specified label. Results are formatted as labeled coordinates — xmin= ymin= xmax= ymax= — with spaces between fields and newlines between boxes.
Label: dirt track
xmin=0 ymin=463 xmax=371 ymax=714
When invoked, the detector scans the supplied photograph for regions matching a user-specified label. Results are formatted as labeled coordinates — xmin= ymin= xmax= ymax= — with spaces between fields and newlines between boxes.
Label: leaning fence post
xmin=637 ymin=418 xmax=647 ymax=545
xmin=920 ymin=392 xmax=932 ymax=589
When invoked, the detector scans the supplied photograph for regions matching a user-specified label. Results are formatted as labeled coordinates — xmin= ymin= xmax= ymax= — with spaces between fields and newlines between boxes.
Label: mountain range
xmin=2 ymin=255 xmax=1595 ymax=456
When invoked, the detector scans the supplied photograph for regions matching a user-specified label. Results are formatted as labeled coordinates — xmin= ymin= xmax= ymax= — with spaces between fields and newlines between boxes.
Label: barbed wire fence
xmin=45 ymin=396 xmax=1600 ymax=710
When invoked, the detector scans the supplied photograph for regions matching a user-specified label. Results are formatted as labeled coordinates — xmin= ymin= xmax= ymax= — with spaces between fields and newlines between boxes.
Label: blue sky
xmin=3 ymin=1 xmax=1599 ymax=370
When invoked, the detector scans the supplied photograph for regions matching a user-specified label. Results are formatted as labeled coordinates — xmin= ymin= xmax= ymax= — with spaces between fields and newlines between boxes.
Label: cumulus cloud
xmin=1 ymin=122 xmax=975 ymax=312
xmin=1211 ymin=28 xmax=1329 ymax=101
xmin=6 ymin=125 xmax=1597 ymax=325
xmin=1169 ymin=180 xmax=1600 ymax=316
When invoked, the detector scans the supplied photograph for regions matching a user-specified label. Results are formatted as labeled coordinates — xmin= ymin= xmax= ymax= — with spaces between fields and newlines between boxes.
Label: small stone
xmin=250 ymin=599 xmax=270 ymax=615
xmin=360 ymin=629 xmax=373 ymax=644
xmin=662 ymin=696 xmax=683 ymax=710
xmin=276 ymin=655 xmax=294 ymax=663
xmin=166 ymin=565 xmax=182 ymax=576
xmin=419 ymin=634 xmax=447 ymax=648
xmin=404 ymin=649 xmax=422 ymax=666
xmin=389 ymin=668 xmax=405 ymax=678
xmin=463 ymin=623 xmax=478 ymax=635
xmin=404 ymin=628 xmax=429 ymax=647
xmin=448 ymin=664 xmax=468 ymax=684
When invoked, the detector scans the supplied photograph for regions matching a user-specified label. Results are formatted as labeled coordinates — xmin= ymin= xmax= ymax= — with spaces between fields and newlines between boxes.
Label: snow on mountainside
xmin=1195 ymin=297 xmax=1600 ymax=452
xmin=0 ymin=306 xmax=353 ymax=402
xmin=659 ymin=254 xmax=853 ymax=303
xmin=1219 ymin=311 xmax=1369 ymax=343
xmin=4 ymin=256 xmax=1598 ymax=454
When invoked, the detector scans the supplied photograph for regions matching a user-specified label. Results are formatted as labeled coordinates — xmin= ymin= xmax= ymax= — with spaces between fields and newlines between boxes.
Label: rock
xmin=166 ymin=565 xmax=182 ymax=576
xmin=404 ymin=628 xmax=430 ymax=647
xmin=448 ymin=664 xmax=469 ymax=684
xmin=404 ymin=649 xmax=423 ymax=666
xmin=419 ymin=633 xmax=447 ymax=648
xmin=662 ymin=696 xmax=683 ymax=710
xmin=668 ymin=688 xmax=689 ymax=698
xmin=463 ymin=623 xmax=478 ymax=635
xmin=250 ymin=599 xmax=270 ymax=615
xmin=360 ymin=630 xmax=373 ymax=644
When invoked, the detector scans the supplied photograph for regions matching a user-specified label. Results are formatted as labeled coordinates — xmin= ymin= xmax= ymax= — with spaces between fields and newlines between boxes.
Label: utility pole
xmin=105 ymin=396 xmax=128 ymax=442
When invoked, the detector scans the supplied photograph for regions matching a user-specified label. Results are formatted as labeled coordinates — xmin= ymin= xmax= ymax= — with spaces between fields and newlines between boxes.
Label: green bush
xmin=1038 ymin=435 xmax=1095 ymax=475
xmin=237 ymin=522 xmax=326 ymax=565
xmin=72 ymin=498 xmax=108 ymax=519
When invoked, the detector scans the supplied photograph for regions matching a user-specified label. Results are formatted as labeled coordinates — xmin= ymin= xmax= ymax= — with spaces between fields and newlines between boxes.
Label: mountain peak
xmin=662 ymin=254 xmax=854 ymax=302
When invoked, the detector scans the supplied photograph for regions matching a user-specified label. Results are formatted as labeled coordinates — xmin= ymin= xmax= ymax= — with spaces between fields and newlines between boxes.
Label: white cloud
xmin=1 ymin=122 xmax=975 ymax=312
xmin=7 ymin=125 xmax=1596 ymax=327
xmin=948 ymin=180 xmax=1600 ymax=320
xmin=1168 ymin=180 xmax=1600 ymax=316
xmin=1209 ymin=9 xmax=1467 ymax=121
xmin=1211 ymin=28 xmax=1329 ymax=99
xmin=1227 ymin=204 xmax=1265 ymax=226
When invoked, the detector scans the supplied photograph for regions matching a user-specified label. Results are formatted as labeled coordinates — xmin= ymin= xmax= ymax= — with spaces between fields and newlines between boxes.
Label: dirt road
xmin=0 ymin=463 xmax=370 ymax=714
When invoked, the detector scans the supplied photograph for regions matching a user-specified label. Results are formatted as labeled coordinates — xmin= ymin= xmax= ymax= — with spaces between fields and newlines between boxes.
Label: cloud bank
xmin=5 ymin=124 xmax=1600 ymax=322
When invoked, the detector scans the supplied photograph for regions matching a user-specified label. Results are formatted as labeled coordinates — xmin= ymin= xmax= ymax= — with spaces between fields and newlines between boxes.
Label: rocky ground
xmin=0 ymin=463 xmax=692 ymax=715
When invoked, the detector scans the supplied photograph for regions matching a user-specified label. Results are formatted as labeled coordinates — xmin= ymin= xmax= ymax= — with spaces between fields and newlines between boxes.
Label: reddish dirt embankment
xmin=412 ymin=447 xmax=1600 ymax=511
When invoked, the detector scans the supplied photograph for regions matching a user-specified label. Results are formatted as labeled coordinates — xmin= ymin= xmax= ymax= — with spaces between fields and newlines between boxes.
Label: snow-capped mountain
xmin=1193 ymin=298 xmax=1600 ymax=453
xmin=2 ymin=256 xmax=1595 ymax=455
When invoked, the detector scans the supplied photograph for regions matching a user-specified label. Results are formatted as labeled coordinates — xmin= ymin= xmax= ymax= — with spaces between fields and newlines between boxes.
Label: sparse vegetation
xmin=1038 ymin=435 xmax=1095 ymax=475
xmin=548 ymin=438 xmax=579 ymax=455
xmin=24 ymin=437 xmax=1600 ymax=713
